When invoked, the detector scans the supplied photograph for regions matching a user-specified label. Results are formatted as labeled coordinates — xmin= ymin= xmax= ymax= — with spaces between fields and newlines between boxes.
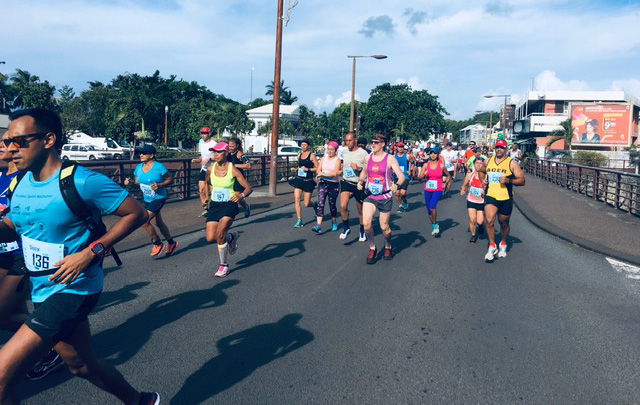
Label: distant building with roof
xmin=244 ymin=104 xmax=301 ymax=153
xmin=0 ymin=113 xmax=9 ymax=136
xmin=459 ymin=123 xmax=487 ymax=146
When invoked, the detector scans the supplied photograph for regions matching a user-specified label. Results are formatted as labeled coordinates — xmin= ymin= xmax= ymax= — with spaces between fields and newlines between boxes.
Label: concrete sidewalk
xmin=514 ymin=176 xmax=640 ymax=266
xmin=106 ymin=182 xmax=297 ymax=253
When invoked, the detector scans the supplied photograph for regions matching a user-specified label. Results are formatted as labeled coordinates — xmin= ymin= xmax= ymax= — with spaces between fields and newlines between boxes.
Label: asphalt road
xmin=15 ymin=180 xmax=640 ymax=404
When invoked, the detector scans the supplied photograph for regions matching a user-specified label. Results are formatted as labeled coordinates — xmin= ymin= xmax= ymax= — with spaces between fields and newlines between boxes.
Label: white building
xmin=244 ymin=104 xmax=300 ymax=153
xmin=0 ymin=113 xmax=9 ymax=135
xmin=459 ymin=124 xmax=487 ymax=145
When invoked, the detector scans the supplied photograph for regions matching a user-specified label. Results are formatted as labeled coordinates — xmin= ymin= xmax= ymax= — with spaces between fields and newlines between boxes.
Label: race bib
xmin=425 ymin=180 xmax=438 ymax=190
xmin=0 ymin=241 xmax=19 ymax=254
xmin=445 ymin=162 xmax=454 ymax=170
xmin=140 ymin=183 xmax=156 ymax=199
xmin=22 ymin=235 xmax=64 ymax=274
xmin=211 ymin=189 xmax=230 ymax=202
xmin=367 ymin=183 xmax=383 ymax=195
xmin=343 ymin=167 xmax=357 ymax=178
xmin=399 ymin=165 xmax=405 ymax=173
xmin=297 ymin=167 xmax=307 ymax=177
xmin=469 ymin=186 xmax=483 ymax=198
xmin=488 ymin=172 xmax=503 ymax=184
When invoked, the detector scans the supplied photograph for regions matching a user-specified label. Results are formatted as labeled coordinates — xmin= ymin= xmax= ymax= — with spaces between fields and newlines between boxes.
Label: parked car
xmin=277 ymin=146 xmax=302 ymax=156
xmin=545 ymin=150 xmax=572 ymax=159
xmin=167 ymin=147 xmax=190 ymax=153
xmin=61 ymin=144 xmax=113 ymax=161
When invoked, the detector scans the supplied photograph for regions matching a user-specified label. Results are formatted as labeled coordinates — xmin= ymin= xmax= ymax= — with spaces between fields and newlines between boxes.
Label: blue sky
xmin=3 ymin=0 xmax=640 ymax=119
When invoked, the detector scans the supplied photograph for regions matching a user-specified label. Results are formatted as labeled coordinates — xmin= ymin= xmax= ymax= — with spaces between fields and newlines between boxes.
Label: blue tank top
xmin=395 ymin=153 xmax=409 ymax=176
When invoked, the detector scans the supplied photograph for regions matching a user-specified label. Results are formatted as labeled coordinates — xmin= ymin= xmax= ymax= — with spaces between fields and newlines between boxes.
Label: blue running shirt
xmin=134 ymin=161 xmax=168 ymax=202
xmin=7 ymin=165 xmax=128 ymax=302
xmin=0 ymin=169 xmax=22 ymax=256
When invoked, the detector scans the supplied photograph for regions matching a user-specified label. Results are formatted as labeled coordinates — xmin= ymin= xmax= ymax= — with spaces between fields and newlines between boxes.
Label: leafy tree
xmin=265 ymin=80 xmax=298 ymax=105
xmin=10 ymin=69 xmax=57 ymax=110
xmin=362 ymin=83 xmax=447 ymax=140
xmin=547 ymin=118 xmax=574 ymax=151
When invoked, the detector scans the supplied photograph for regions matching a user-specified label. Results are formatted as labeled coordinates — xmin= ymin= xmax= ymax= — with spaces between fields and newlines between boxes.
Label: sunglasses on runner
xmin=494 ymin=145 xmax=506 ymax=149
xmin=2 ymin=132 xmax=49 ymax=148
xmin=371 ymin=140 xmax=382 ymax=144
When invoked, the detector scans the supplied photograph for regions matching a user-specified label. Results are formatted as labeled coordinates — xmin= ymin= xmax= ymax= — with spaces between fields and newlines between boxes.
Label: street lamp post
xmin=250 ymin=67 xmax=255 ymax=102
xmin=348 ymin=54 xmax=387 ymax=134
xmin=484 ymin=94 xmax=510 ymax=139
xmin=164 ymin=106 xmax=169 ymax=148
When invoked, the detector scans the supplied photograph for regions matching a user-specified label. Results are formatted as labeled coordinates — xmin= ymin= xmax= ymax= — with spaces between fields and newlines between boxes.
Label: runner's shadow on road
xmin=438 ymin=218 xmax=460 ymax=234
xmin=392 ymin=231 xmax=427 ymax=254
xmin=234 ymin=212 xmax=294 ymax=228
xmin=232 ymin=239 xmax=306 ymax=273
xmin=171 ymin=313 xmax=314 ymax=404
xmin=94 ymin=279 xmax=241 ymax=366
xmin=93 ymin=281 xmax=150 ymax=314
xmin=18 ymin=280 xmax=242 ymax=402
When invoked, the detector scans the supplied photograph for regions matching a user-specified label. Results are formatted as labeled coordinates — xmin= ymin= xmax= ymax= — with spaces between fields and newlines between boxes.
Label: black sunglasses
xmin=3 ymin=132 xmax=49 ymax=148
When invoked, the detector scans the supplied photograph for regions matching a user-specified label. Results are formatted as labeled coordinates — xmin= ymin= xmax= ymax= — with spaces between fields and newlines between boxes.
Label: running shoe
xmin=366 ymin=247 xmax=378 ymax=264
xmin=294 ymin=219 xmax=304 ymax=228
xmin=431 ymin=224 xmax=440 ymax=236
xmin=383 ymin=246 xmax=393 ymax=260
xmin=200 ymin=209 xmax=208 ymax=218
xmin=358 ymin=229 xmax=366 ymax=242
xmin=139 ymin=391 xmax=161 ymax=405
xmin=215 ymin=265 xmax=230 ymax=277
xmin=244 ymin=203 xmax=251 ymax=218
xmin=402 ymin=202 xmax=409 ymax=210
xmin=26 ymin=350 xmax=65 ymax=381
xmin=150 ymin=243 xmax=164 ymax=256
xmin=312 ymin=225 xmax=321 ymax=234
xmin=396 ymin=206 xmax=406 ymax=213
xmin=339 ymin=228 xmax=351 ymax=240
xmin=331 ymin=221 xmax=338 ymax=232
xmin=469 ymin=235 xmax=478 ymax=244
xmin=485 ymin=244 xmax=497 ymax=261
xmin=498 ymin=242 xmax=507 ymax=258
xmin=228 ymin=232 xmax=239 ymax=255
xmin=165 ymin=241 xmax=179 ymax=256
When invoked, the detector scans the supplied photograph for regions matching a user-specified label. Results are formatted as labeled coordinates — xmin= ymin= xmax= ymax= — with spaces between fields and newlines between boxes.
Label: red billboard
xmin=571 ymin=103 xmax=633 ymax=147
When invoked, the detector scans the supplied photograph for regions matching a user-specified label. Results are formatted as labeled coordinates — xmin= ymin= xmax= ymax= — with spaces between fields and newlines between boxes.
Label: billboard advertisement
xmin=570 ymin=103 xmax=632 ymax=147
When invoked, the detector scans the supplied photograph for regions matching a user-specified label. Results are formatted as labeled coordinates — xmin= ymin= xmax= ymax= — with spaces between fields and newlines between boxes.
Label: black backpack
xmin=6 ymin=160 xmax=122 ymax=266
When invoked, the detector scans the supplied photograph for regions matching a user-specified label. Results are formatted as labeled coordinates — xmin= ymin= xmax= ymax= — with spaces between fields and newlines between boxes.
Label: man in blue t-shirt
xmin=0 ymin=109 xmax=159 ymax=404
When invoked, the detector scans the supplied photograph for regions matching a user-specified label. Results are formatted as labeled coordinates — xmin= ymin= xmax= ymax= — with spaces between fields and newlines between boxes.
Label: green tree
xmin=362 ymin=83 xmax=447 ymax=140
xmin=265 ymin=80 xmax=298 ymax=105
xmin=547 ymin=118 xmax=574 ymax=151
xmin=10 ymin=69 xmax=57 ymax=110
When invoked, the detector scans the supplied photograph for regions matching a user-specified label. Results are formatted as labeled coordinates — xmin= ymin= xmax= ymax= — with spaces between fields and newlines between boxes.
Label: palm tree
xmin=547 ymin=118 xmax=575 ymax=152
xmin=265 ymin=80 xmax=298 ymax=105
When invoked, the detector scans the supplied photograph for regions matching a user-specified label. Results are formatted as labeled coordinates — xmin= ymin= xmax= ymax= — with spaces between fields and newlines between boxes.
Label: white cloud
xmin=335 ymin=91 xmax=360 ymax=107
xmin=313 ymin=94 xmax=334 ymax=110
xmin=611 ymin=79 xmax=640 ymax=99
xmin=395 ymin=76 xmax=426 ymax=91
xmin=533 ymin=70 xmax=590 ymax=91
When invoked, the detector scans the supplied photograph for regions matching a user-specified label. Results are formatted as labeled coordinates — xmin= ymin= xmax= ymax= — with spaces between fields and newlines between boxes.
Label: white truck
xmin=66 ymin=131 xmax=131 ymax=159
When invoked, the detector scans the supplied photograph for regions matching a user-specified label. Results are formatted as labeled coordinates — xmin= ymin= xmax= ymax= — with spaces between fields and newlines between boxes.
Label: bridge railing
xmin=524 ymin=158 xmax=640 ymax=216
xmin=81 ymin=154 xmax=297 ymax=202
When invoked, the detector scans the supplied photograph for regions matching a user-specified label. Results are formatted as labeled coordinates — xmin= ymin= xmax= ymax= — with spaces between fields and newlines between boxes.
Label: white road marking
xmin=607 ymin=257 xmax=640 ymax=280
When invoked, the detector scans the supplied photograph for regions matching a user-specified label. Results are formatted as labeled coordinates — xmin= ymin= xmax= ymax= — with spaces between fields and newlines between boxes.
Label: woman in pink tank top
xmin=418 ymin=147 xmax=451 ymax=236
xmin=356 ymin=134 xmax=405 ymax=263
xmin=460 ymin=156 xmax=486 ymax=243
xmin=313 ymin=141 xmax=341 ymax=233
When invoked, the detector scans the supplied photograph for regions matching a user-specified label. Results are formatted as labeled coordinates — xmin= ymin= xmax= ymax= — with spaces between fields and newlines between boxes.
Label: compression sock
xmin=217 ymin=242 xmax=229 ymax=265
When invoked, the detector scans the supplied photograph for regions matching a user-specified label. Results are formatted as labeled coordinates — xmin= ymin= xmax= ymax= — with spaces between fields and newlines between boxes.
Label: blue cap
xmin=429 ymin=147 xmax=439 ymax=154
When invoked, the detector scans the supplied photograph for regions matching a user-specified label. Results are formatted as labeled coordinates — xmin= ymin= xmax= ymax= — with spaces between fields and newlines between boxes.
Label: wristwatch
xmin=89 ymin=241 xmax=106 ymax=258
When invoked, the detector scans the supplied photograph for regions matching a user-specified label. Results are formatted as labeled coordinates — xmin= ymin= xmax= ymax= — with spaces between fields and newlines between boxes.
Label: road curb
xmin=513 ymin=194 xmax=640 ymax=267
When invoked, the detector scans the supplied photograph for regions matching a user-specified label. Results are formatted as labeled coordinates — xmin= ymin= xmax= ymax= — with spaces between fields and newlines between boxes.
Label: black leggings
xmin=317 ymin=181 xmax=339 ymax=218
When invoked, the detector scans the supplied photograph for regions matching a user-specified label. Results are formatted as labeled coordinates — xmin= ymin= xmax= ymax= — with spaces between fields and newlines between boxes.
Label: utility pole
xmin=269 ymin=0 xmax=284 ymax=197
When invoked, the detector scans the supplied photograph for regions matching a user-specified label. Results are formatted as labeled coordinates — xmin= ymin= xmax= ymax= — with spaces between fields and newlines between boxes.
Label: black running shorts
xmin=292 ymin=177 xmax=316 ymax=193
xmin=363 ymin=197 xmax=393 ymax=213
xmin=143 ymin=199 xmax=166 ymax=215
xmin=26 ymin=292 xmax=101 ymax=343
xmin=340 ymin=180 xmax=365 ymax=202
xmin=484 ymin=196 xmax=513 ymax=216
xmin=207 ymin=201 xmax=239 ymax=222
xmin=0 ymin=252 xmax=26 ymax=276
xmin=466 ymin=201 xmax=485 ymax=211
xmin=198 ymin=170 xmax=207 ymax=182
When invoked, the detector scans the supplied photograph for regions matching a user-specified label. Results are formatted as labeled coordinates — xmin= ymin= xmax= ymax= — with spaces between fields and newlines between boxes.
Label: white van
xmin=61 ymin=144 xmax=113 ymax=161
xmin=67 ymin=131 xmax=130 ymax=159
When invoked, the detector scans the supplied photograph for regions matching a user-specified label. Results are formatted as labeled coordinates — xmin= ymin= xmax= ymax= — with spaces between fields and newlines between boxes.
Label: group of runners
xmin=0 ymin=107 xmax=526 ymax=403
xmin=289 ymin=132 xmax=526 ymax=264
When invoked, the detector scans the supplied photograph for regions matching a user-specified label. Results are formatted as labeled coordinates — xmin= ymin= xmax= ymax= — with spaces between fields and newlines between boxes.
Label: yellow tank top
xmin=209 ymin=162 xmax=235 ymax=202
xmin=485 ymin=156 xmax=514 ymax=201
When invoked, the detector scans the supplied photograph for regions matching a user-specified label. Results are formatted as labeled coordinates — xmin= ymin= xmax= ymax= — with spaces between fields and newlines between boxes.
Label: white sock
xmin=218 ymin=242 xmax=228 ymax=265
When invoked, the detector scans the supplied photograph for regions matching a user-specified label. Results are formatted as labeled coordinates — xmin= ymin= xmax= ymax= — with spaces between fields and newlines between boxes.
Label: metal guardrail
xmin=544 ymin=157 xmax=637 ymax=172
xmin=524 ymin=158 xmax=640 ymax=216
xmin=81 ymin=154 xmax=297 ymax=202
